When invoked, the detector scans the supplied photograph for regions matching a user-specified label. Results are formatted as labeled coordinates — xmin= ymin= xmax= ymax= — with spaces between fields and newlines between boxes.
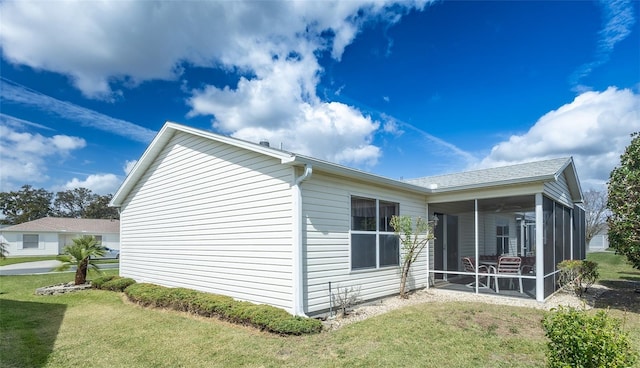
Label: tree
xmin=583 ymin=189 xmax=608 ymax=245
xmin=0 ymin=241 xmax=8 ymax=260
xmin=607 ymin=132 xmax=640 ymax=270
xmin=56 ymin=235 xmax=106 ymax=285
xmin=390 ymin=215 xmax=436 ymax=298
xmin=0 ymin=185 xmax=53 ymax=225
xmin=84 ymin=194 xmax=119 ymax=219
xmin=53 ymin=187 xmax=97 ymax=218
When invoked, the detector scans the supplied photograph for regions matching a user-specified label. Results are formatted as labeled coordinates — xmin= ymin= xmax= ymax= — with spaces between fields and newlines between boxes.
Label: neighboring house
xmin=1 ymin=217 xmax=120 ymax=256
xmin=588 ymin=227 xmax=609 ymax=252
xmin=110 ymin=122 xmax=586 ymax=316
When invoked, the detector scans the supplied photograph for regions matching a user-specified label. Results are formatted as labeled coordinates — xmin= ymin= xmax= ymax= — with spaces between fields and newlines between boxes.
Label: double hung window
xmin=496 ymin=224 xmax=510 ymax=255
xmin=23 ymin=234 xmax=39 ymax=249
xmin=351 ymin=196 xmax=399 ymax=270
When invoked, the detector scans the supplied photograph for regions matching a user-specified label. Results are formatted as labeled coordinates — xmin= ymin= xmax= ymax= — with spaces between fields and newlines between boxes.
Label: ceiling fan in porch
xmin=490 ymin=203 xmax=522 ymax=212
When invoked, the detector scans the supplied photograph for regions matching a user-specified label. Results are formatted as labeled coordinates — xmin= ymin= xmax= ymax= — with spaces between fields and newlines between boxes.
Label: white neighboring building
xmin=588 ymin=228 xmax=609 ymax=252
xmin=1 ymin=217 xmax=120 ymax=256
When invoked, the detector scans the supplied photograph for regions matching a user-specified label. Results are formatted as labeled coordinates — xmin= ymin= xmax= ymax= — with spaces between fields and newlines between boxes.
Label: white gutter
xmin=292 ymin=164 xmax=312 ymax=316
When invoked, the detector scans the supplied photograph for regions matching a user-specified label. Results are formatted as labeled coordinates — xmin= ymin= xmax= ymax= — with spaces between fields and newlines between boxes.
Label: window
xmin=93 ymin=235 xmax=103 ymax=245
xmin=496 ymin=224 xmax=509 ymax=255
xmin=351 ymin=196 xmax=399 ymax=270
xmin=23 ymin=234 xmax=39 ymax=249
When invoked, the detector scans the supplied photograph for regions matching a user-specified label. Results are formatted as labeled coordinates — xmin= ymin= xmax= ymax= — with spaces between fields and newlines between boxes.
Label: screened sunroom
xmin=406 ymin=157 xmax=586 ymax=301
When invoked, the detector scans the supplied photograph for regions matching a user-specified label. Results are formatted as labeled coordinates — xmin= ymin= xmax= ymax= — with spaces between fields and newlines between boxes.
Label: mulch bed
xmin=593 ymin=280 xmax=640 ymax=314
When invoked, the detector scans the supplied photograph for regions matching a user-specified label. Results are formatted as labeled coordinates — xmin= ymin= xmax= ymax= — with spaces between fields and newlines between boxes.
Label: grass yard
xmin=1 ymin=254 xmax=639 ymax=368
xmin=587 ymin=251 xmax=640 ymax=282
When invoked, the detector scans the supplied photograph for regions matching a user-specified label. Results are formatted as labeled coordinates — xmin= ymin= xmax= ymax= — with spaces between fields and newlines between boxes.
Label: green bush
xmin=91 ymin=275 xmax=136 ymax=291
xmin=102 ymin=277 xmax=136 ymax=292
xmin=542 ymin=306 xmax=637 ymax=368
xmin=557 ymin=260 xmax=599 ymax=296
xmin=91 ymin=275 xmax=118 ymax=289
xmin=124 ymin=283 xmax=323 ymax=335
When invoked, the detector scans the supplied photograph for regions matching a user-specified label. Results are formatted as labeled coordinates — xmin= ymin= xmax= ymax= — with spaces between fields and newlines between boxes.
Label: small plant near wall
xmin=331 ymin=285 xmax=361 ymax=318
xmin=557 ymin=260 xmax=599 ymax=297
xmin=390 ymin=215 xmax=437 ymax=298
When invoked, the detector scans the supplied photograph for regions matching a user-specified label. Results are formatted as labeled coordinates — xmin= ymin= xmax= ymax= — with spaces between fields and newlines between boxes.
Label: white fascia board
xmin=110 ymin=121 xmax=295 ymax=207
xmin=110 ymin=123 xmax=175 ymax=207
xmin=426 ymin=175 xmax=555 ymax=195
xmin=564 ymin=159 xmax=584 ymax=203
xmin=168 ymin=122 xmax=294 ymax=162
xmin=281 ymin=155 xmax=432 ymax=195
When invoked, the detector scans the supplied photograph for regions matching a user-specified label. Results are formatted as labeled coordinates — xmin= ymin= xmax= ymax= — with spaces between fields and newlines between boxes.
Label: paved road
xmin=0 ymin=260 xmax=118 ymax=276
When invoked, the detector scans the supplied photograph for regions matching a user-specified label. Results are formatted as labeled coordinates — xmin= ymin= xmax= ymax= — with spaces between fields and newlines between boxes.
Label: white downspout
xmin=292 ymin=164 xmax=312 ymax=316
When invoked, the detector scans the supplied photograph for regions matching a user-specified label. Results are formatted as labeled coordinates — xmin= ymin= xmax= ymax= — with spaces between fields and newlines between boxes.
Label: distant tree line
xmin=0 ymin=185 xmax=119 ymax=225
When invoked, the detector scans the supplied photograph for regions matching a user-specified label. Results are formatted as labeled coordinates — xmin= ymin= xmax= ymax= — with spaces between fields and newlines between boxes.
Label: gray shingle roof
xmin=1 ymin=217 xmax=119 ymax=233
xmin=405 ymin=157 xmax=571 ymax=190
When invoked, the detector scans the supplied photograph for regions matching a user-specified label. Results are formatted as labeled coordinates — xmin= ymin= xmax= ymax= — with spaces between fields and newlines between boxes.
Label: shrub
xmin=124 ymin=283 xmax=323 ymax=335
xmin=101 ymin=277 xmax=136 ymax=292
xmin=557 ymin=260 xmax=599 ymax=296
xmin=542 ymin=306 xmax=637 ymax=368
xmin=91 ymin=275 xmax=118 ymax=289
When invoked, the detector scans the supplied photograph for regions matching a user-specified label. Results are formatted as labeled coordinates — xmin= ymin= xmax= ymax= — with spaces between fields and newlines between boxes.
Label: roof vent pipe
xmin=259 ymin=139 xmax=270 ymax=147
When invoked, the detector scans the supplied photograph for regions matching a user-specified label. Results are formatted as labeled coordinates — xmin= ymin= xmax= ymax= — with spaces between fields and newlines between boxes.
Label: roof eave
xmin=282 ymin=155 xmax=432 ymax=194
xmin=427 ymin=174 xmax=556 ymax=194
xmin=110 ymin=122 xmax=296 ymax=207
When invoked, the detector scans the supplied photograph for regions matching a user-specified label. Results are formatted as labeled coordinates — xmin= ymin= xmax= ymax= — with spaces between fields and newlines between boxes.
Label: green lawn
xmin=587 ymin=251 xmax=640 ymax=282
xmin=1 ymin=255 xmax=639 ymax=368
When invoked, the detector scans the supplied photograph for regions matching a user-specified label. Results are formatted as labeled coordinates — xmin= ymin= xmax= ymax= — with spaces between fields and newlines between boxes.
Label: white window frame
xmin=350 ymin=196 xmax=400 ymax=271
xmin=497 ymin=223 xmax=510 ymax=255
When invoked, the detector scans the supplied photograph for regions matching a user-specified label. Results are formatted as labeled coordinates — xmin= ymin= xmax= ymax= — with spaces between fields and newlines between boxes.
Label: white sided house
xmin=110 ymin=122 xmax=586 ymax=316
xmin=1 ymin=217 xmax=120 ymax=257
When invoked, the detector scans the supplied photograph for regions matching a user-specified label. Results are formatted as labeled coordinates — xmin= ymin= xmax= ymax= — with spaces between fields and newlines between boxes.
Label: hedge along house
xmin=110 ymin=122 xmax=586 ymax=316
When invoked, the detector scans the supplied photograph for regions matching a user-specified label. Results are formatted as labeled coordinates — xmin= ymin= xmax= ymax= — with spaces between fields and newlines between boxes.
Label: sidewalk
xmin=0 ymin=260 xmax=62 ymax=271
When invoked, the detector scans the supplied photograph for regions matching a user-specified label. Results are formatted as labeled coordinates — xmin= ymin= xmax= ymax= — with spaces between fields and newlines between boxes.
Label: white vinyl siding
xmin=0 ymin=232 xmax=59 ymax=256
xmin=301 ymin=171 xmax=427 ymax=314
xmin=119 ymin=132 xmax=295 ymax=312
xmin=544 ymin=172 xmax=573 ymax=208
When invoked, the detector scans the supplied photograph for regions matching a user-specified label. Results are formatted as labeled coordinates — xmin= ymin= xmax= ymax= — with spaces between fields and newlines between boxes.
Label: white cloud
xmin=0 ymin=122 xmax=86 ymax=190
xmin=479 ymin=87 xmax=640 ymax=189
xmin=0 ymin=1 xmax=429 ymax=99
xmin=1 ymin=79 xmax=156 ymax=143
xmin=57 ymin=174 xmax=121 ymax=195
xmin=124 ymin=160 xmax=137 ymax=175
xmin=0 ymin=1 xmax=431 ymax=169
xmin=570 ymin=0 xmax=636 ymax=90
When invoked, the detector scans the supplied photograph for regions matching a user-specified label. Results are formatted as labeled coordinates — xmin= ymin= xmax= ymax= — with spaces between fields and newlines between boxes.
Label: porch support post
xmin=426 ymin=203 xmax=430 ymax=290
xmin=474 ymin=199 xmax=479 ymax=294
xmin=535 ymin=193 xmax=544 ymax=302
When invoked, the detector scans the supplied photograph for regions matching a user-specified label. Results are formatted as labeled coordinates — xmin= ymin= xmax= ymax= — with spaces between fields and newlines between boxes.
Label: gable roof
xmin=405 ymin=157 xmax=583 ymax=202
xmin=1 ymin=217 xmax=120 ymax=233
xmin=110 ymin=122 xmax=584 ymax=206
xmin=110 ymin=122 xmax=432 ymax=206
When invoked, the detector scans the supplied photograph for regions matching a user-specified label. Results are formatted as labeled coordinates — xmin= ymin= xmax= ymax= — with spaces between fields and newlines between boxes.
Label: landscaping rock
xmin=35 ymin=282 xmax=92 ymax=295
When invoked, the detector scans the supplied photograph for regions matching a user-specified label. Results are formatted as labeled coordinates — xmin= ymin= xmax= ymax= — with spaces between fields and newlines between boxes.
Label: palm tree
xmin=56 ymin=235 xmax=106 ymax=285
xmin=0 ymin=240 xmax=8 ymax=260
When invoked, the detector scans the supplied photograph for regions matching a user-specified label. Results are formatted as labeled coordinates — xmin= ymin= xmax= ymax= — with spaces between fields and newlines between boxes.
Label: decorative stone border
xmin=35 ymin=282 xmax=92 ymax=295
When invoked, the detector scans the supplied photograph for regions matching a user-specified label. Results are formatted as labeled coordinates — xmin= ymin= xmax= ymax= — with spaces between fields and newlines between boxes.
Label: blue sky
xmin=1 ymin=0 xmax=638 ymax=195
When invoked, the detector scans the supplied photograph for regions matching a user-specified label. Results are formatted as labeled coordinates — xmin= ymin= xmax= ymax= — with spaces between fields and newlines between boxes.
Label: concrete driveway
xmin=0 ymin=260 xmax=62 ymax=275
